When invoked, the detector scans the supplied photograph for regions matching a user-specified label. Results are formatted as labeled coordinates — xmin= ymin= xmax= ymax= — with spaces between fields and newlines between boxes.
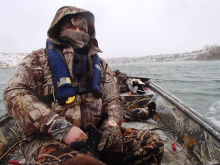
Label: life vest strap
xmin=39 ymin=86 xmax=93 ymax=104
xmin=46 ymin=40 xmax=101 ymax=104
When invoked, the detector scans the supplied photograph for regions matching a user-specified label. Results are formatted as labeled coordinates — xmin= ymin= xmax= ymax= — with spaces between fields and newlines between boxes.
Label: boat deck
xmin=120 ymin=88 xmax=198 ymax=164
xmin=0 ymin=89 xmax=212 ymax=165
xmin=2 ymin=119 xmax=197 ymax=165
xmin=122 ymin=119 xmax=197 ymax=165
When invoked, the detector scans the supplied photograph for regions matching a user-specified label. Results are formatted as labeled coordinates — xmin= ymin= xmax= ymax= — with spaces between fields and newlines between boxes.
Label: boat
xmin=0 ymin=76 xmax=220 ymax=164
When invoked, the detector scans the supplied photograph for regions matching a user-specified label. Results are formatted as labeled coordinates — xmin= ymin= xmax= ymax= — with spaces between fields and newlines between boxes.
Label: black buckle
xmin=74 ymin=86 xmax=80 ymax=94
xmin=74 ymin=86 xmax=90 ymax=94
xmin=79 ymin=87 xmax=87 ymax=93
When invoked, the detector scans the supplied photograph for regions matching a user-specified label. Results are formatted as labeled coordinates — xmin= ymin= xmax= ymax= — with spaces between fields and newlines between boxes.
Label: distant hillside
xmin=0 ymin=53 xmax=27 ymax=68
xmin=194 ymin=45 xmax=220 ymax=61
xmin=0 ymin=45 xmax=220 ymax=68
xmin=106 ymin=45 xmax=220 ymax=64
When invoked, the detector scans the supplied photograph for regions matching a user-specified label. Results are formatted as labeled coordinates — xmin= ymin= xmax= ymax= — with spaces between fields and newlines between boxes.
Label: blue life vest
xmin=92 ymin=55 xmax=101 ymax=98
xmin=46 ymin=40 xmax=101 ymax=105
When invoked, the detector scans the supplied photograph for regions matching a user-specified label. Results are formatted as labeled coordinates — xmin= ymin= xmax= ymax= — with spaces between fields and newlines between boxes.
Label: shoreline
xmin=1 ymin=60 xmax=220 ymax=69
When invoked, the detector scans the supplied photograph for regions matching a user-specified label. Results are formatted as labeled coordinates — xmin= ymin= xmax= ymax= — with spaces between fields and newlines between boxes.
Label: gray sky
xmin=1 ymin=0 xmax=220 ymax=58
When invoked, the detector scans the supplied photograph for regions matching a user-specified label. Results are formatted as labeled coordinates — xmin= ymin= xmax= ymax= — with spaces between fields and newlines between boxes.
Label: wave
xmin=173 ymin=91 xmax=220 ymax=97
xmin=214 ymin=80 xmax=220 ymax=83
xmin=1 ymin=61 xmax=220 ymax=127
xmin=209 ymin=101 xmax=220 ymax=112
xmin=0 ymin=108 xmax=6 ymax=115
xmin=206 ymin=116 xmax=220 ymax=127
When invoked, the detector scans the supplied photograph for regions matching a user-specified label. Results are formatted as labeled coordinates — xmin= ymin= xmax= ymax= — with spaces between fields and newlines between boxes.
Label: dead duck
xmin=126 ymin=78 xmax=145 ymax=96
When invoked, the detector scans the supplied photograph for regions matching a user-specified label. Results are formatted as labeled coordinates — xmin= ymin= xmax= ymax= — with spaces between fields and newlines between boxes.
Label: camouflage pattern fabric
xmin=22 ymin=136 xmax=77 ymax=165
xmin=113 ymin=70 xmax=128 ymax=93
xmin=98 ymin=120 xmax=123 ymax=153
xmin=22 ymin=127 xmax=163 ymax=165
xmin=47 ymin=6 xmax=96 ymax=46
xmin=3 ymin=6 xmax=122 ymax=142
xmin=119 ymin=127 xmax=164 ymax=165
xmin=60 ymin=14 xmax=88 ymax=33
xmin=3 ymin=6 xmax=164 ymax=164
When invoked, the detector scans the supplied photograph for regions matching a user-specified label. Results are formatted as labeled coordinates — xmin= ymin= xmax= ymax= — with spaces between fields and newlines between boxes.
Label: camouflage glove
xmin=98 ymin=120 xmax=123 ymax=153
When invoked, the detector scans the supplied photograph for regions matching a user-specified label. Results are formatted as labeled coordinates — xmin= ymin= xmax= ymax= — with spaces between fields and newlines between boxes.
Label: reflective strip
xmin=57 ymin=77 xmax=71 ymax=87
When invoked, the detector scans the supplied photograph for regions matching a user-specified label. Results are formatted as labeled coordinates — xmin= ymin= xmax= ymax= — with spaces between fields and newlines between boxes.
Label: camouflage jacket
xmin=3 ymin=6 xmax=123 ymax=141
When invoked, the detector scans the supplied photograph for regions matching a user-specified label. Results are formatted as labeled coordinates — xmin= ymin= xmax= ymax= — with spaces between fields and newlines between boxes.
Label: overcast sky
xmin=1 ymin=0 xmax=220 ymax=58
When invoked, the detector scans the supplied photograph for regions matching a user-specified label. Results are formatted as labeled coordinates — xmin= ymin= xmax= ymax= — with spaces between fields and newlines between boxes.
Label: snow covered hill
xmin=0 ymin=53 xmax=27 ymax=68
xmin=106 ymin=45 xmax=220 ymax=64
xmin=106 ymin=51 xmax=200 ymax=64
xmin=0 ymin=45 xmax=219 ymax=68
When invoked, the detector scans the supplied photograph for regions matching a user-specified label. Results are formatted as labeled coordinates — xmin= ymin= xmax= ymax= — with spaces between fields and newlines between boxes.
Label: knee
xmin=141 ymin=131 xmax=164 ymax=164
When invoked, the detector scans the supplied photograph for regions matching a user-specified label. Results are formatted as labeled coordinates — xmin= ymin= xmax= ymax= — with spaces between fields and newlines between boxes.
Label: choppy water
xmin=0 ymin=69 xmax=14 ymax=113
xmin=0 ymin=61 xmax=219 ymax=127
xmin=109 ymin=61 xmax=220 ymax=127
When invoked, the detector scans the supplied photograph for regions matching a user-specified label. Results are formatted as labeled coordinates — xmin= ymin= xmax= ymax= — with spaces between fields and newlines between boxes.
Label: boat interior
xmin=1 ymin=79 xmax=220 ymax=164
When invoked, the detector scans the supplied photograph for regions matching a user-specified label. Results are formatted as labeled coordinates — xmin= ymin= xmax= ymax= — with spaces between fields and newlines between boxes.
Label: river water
xmin=109 ymin=61 xmax=220 ymax=127
xmin=0 ymin=61 xmax=219 ymax=127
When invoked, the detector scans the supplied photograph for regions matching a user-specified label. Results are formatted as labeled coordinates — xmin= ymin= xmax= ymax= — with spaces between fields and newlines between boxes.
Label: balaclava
xmin=59 ymin=14 xmax=90 ymax=49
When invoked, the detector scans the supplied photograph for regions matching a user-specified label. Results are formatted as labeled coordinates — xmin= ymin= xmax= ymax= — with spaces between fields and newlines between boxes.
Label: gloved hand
xmin=98 ymin=120 xmax=123 ymax=153
xmin=70 ymin=124 xmax=102 ymax=158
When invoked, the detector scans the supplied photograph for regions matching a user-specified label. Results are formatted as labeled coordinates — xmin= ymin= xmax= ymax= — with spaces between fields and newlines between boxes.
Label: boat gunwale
xmin=0 ymin=113 xmax=12 ymax=126
xmin=148 ymin=81 xmax=220 ymax=142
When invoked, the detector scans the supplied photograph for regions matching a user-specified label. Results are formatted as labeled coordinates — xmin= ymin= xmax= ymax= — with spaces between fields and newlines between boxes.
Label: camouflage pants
xmin=22 ymin=128 xmax=164 ymax=165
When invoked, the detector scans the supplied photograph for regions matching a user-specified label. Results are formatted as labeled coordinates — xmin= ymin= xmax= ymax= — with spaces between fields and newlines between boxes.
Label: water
xmin=0 ymin=61 xmax=219 ymax=127
xmin=0 ymin=69 xmax=14 ymax=114
xmin=109 ymin=61 xmax=220 ymax=127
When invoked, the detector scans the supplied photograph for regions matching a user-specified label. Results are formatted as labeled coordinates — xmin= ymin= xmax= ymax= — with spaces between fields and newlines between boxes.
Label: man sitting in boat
xmin=3 ymin=6 xmax=164 ymax=164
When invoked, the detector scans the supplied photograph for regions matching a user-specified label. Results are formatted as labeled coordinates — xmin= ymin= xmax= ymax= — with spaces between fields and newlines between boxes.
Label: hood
xmin=47 ymin=6 xmax=101 ymax=50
